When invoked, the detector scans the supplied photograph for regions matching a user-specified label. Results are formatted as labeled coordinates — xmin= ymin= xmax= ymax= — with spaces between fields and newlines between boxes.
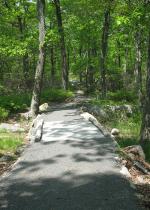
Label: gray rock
xmin=120 ymin=166 xmax=131 ymax=178
xmin=39 ymin=103 xmax=51 ymax=112
xmin=111 ymin=128 xmax=120 ymax=136
xmin=20 ymin=111 xmax=32 ymax=120
xmin=89 ymin=106 xmax=108 ymax=119
xmin=0 ymin=155 xmax=15 ymax=162
xmin=106 ymin=104 xmax=133 ymax=115
xmin=80 ymin=106 xmax=88 ymax=112
xmin=28 ymin=115 xmax=44 ymax=143
xmin=34 ymin=119 xmax=44 ymax=142
xmin=0 ymin=123 xmax=25 ymax=132
xmin=15 ymin=146 xmax=25 ymax=155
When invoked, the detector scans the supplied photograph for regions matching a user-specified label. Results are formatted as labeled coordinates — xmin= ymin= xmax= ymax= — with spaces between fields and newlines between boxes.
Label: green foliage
xmin=0 ymin=94 xmax=31 ymax=113
xmin=0 ymin=107 xmax=9 ymax=121
xmin=41 ymin=89 xmax=74 ymax=103
xmin=107 ymin=90 xmax=137 ymax=103
xmin=100 ymin=106 xmax=150 ymax=162
xmin=0 ymin=89 xmax=74 ymax=119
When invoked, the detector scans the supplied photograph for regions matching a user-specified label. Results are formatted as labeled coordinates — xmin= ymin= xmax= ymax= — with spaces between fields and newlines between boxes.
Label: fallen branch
xmin=120 ymin=149 xmax=150 ymax=175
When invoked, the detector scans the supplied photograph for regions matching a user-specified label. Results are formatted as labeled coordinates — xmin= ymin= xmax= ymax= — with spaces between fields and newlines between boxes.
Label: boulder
xmin=106 ymin=104 xmax=133 ymax=115
xmin=28 ymin=115 xmax=44 ymax=142
xmin=89 ymin=106 xmax=108 ymax=119
xmin=39 ymin=103 xmax=51 ymax=112
xmin=0 ymin=154 xmax=15 ymax=162
xmin=111 ymin=128 xmax=120 ymax=136
xmin=80 ymin=106 xmax=88 ymax=113
xmin=120 ymin=166 xmax=131 ymax=178
xmin=0 ymin=123 xmax=25 ymax=132
xmin=80 ymin=112 xmax=96 ymax=121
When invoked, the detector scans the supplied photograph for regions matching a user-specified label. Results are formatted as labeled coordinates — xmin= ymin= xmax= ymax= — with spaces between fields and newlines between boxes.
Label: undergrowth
xmin=0 ymin=88 xmax=74 ymax=121
xmin=0 ymin=130 xmax=24 ymax=155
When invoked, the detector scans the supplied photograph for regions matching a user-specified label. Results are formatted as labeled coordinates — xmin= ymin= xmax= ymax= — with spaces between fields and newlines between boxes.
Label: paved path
xmin=0 ymin=105 xmax=141 ymax=210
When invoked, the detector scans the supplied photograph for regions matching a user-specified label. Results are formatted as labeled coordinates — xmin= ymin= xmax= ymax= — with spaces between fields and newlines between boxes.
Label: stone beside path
xmin=0 ymin=104 xmax=142 ymax=210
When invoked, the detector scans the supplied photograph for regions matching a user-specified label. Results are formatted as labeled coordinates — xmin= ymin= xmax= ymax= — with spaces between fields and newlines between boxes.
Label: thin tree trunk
xmin=140 ymin=31 xmax=150 ymax=143
xmin=67 ymin=48 xmax=70 ymax=73
xmin=50 ymin=45 xmax=55 ymax=87
xmin=100 ymin=7 xmax=111 ymax=98
xmin=18 ymin=16 xmax=29 ymax=86
xmin=135 ymin=31 xmax=142 ymax=100
xmin=53 ymin=0 xmax=68 ymax=90
xmin=30 ymin=0 xmax=46 ymax=118
xmin=79 ymin=48 xmax=83 ymax=83
xmin=117 ymin=40 xmax=121 ymax=68
xmin=88 ymin=49 xmax=95 ymax=92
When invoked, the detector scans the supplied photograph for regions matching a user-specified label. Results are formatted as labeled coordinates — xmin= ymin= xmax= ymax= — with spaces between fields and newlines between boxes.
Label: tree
xmin=140 ymin=31 xmax=150 ymax=143
xmin=30 ymin=0 xmax=46 ymax=118
xmin=135 ymin=31 xmax=142 ymax=101
xmin=100 ymin=1 xmax=112 ymax=98
xmin=17 ymin=13 xmax=30 ymax=87
xmin=53 ymin=0 xmax=68 ymax=90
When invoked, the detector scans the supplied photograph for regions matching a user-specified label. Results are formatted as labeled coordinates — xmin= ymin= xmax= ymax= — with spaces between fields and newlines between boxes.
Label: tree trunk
xmin=117 ymin=40 xmax=121 ymax=68
xmin=135 ymin=31 xmax=142 ymax=101
xmin=53 ymin=0 xmax=68 ymax=90
xmin=123 ymin=46 xmax=129 ymax=91
xmin=50 ymin=45 xmax=55 ymax=87
xmin=140 ymin=31 xmax=150 ymax=143
xmin=100 ymin=7 xmax=111 ymax=98
xmin=30 ymin=0 xmax=46 ymax=118
xmin=18 ymin=16 xmax=29 ymax=86
xmin=88 ymin=49 xmax=95 ymax=92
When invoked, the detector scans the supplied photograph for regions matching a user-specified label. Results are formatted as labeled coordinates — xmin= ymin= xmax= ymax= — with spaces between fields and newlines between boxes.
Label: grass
xmin=90 ymin=99 xmax=135 ymax=106
xmin=0 ymin=130 xmax=24 ymax=155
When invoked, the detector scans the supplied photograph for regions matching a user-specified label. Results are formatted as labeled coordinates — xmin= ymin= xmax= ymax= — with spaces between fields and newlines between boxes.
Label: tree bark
xmin=135 ymin=31 xmax=142 ymax=100
xmin=30 ymin=0 xmax=46 ymax=118
xmin=18 ymin=16 xmax=29 ymax=87
xmin=117 ymin=40 xmax=121 ymax=68
xmin=100 ymin=7 xmax=111 ymax=98
xmin=50 ymin=45 xmax=55 ymax=87
xmin=140 ymin=31 xmax=150 ymax=143
xmin=88 ymin=49 xmax=95 ymax=92
xmin=53 ymin=0 xmax=68 ymax=90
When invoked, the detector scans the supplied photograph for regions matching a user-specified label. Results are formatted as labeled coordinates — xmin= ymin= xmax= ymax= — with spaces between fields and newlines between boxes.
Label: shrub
xmin=107 ymin=90 xmax=137 ymax=102
xmin=0 ymin=89 xmax=74 ymax=115
xmin=41 ymin=88 xmax=74 ymax=103
xmin=0 ymin=94 xmax=31 ymax=113
xmin=0 ymin=107 xmax=9 ymax=121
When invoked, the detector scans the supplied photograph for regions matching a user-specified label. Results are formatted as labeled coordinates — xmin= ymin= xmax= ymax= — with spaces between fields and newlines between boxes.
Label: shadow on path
xmin=0 ymin=108 xmax=141 ymax=210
